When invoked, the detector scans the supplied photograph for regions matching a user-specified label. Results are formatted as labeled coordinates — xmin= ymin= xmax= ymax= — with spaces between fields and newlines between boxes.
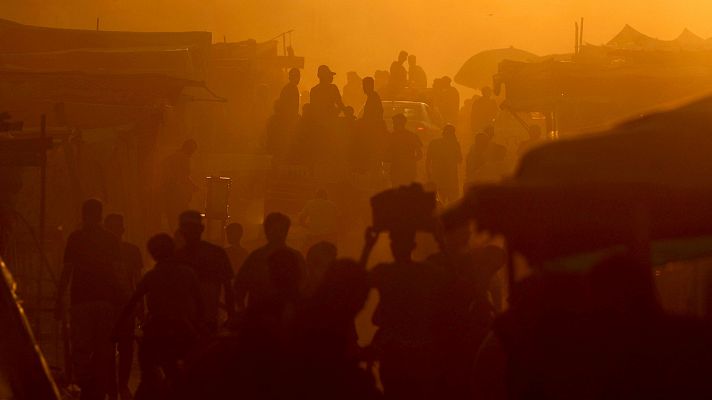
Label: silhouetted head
xmin=392 ymin=113 xmax=407 ymax=130
xmin=268 ymin=248 xmax=303 ymax=295
xmin=317 ymin=65 xmax=336 ymax=83
xmin=104 ymin=213 xmax=125 ymax=238
xmin=147 ymin=233 xmax=175 ymax=263
xmin=408 ymin=54 xmax=417 ymax=66
xmin=362 ymin=77 xmax=375 ymax=94
xmin=398 ymin=50 xmax=408 ymax=63
xmin=181 ymin=138 xmax=198 ymax=156
xmin=481 ymin=86 xmax=493 ymax=99
xmin=225 ymin=222 xmax=244 ymax=246
xmin=389 ymin=228 xmax=416 ymax=263
xmin=263 ymin=212 xmax=291 ymax=245
xmin=529 ymin=125 xmax=543 ymax=140
xmin=306 ymin=241 xmax=338 ymax=277
xmin=82 ymin=199 xmax=103 ymax=227
xmin=442 ymin=76 xmax=452 ymax=87
xmin=442 ymin=124 xmax=457 ymax=140
xmin=288 ymin=68 xmax=301 ymax=85
xmin=432 ymin=78 xmax=443 ymax=89
xmin=346 ymin=71 xmax=360 ymax=84
xmin=178 ymin=210 xmax=204 ymax=245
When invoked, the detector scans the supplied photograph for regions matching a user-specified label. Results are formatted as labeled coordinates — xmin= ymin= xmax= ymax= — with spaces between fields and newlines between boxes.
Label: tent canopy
xmin=446 ymin=95 xmax=712 ymax=264
xmin=454 ymin=47 xmax=540 ymax=90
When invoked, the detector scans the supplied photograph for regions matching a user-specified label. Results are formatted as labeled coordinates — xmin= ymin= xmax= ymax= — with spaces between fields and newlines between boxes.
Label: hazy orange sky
xmin=5 ymin=1 xmax=712 ymax=88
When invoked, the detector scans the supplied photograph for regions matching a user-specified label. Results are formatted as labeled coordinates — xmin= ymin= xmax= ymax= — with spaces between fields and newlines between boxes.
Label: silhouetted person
xmin=310 ymin=65 xmax=345 ymax=122
xmin=440 ymin=76 xmax=460 ymax=125
xmin=470 ymin=87 xmax=499 ymax=135
xmin=426 ymin=124 xmax=462 ymax=204
xmin=56 ymin=199 xmax=121 ymax=400
xmin=303 ymin=241 xmax=338 ymax=298
xmin=408 ymin=54 xmax=427 ymax=89
xmin=158 ymin=139 xmax=198 ymax=230
xmin=389 ymin=113 xmax=423 ymax=186
xmin=389 ymin=51 xmax=409 ymax=94
xmin=298 ymin=188 xmax=339 ymax=252
xmin=225 ymin=222 xmax=248 ymax=276
xmin=427 ymin=227 xmax=505 ymax=399
xmin=367 ymin=227 xmax=449 ymax=400
xmin=279 ymin=67 xmax=301 ymax=118
xmin=234 ymin=212 xmax=305 ymax=311
xmin=246 ymin=248 xmax=304 ymax=334
xmin=343 ymin=71 xmax=366 ymax=110
xmin=268 ymin=69 xmax=301 ymax=162
xmin=104 ymin=214 xmax=144 ymax=400
xmin=517 ymin=124 xmax=544 ymax=158
xmin=362 ymin=76 xmax=385 ymax=122
xmin=175 ymin=211 xmax=234 ymax=334
xmin=465 ymin=126 xmax=495 ymax=184
xmin=354 ymin=77 xmax=387 ymax=174
xmin=115 ymin=234 xmax=203 ymax=400
xmin=290 ymin=259 xmax=381 ymax=400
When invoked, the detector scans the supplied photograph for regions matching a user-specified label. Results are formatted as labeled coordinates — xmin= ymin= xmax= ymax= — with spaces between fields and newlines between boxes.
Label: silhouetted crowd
xmin=52 ymin=54 xmax=712 ymax=400
xmin=262 ymin=51 xmax=480 ymax=204
xmin=56 ymin=190 xmax=712 ymax=400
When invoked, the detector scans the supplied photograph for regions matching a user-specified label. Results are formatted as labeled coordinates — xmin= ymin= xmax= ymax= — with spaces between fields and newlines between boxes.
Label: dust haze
xmin=7 ymin=0 xmax=712 ymax=87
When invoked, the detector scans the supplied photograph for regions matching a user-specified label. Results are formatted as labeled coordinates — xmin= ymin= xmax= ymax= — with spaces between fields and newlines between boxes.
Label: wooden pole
xmin=580 ymin=18 xmax=585 ymax=50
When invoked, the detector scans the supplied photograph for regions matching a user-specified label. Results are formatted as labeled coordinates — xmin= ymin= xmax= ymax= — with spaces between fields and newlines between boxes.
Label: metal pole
xmin=37 ymin=114 xmax=47 ymax=350
xmin=39 ymin=115 xmax=47 ymax=258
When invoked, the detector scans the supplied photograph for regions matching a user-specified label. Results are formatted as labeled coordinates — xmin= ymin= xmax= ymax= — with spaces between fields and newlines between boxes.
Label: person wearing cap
xmin=309 ymin=65 xmax=346 ymax=122
xmin=175 ymin=210 xmax=235 ymax=334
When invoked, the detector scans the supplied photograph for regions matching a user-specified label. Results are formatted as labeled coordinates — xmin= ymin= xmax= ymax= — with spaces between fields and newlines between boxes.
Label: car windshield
xmin=382 ymin=103 xmax=425 ymax=121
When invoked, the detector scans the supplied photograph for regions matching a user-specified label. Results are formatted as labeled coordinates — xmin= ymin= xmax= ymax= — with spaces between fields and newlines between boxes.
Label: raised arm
xmin=359 ymin=227 xmax=380 ymax=268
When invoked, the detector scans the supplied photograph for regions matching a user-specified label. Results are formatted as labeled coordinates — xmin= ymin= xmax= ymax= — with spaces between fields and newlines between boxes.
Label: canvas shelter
xmin=445 ymin=95 xmax=712 ymax=266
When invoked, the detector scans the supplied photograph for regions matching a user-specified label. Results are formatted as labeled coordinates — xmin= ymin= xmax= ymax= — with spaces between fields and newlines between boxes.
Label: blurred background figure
xmin=343 ymin=71 xmax=366 ymax=110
